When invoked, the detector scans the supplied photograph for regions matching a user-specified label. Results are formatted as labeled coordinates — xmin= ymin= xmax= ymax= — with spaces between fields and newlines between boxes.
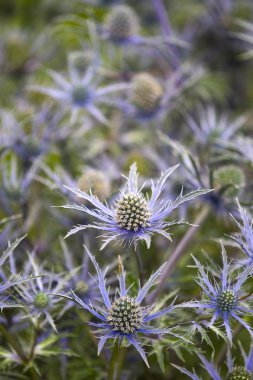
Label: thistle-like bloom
xmin=29 ymin=55 xmax=130 ymax=125
xmin=116 ymin=65 xmax=205 ymax=123
xmin=184 ymin=243 xmax=253 ymax=343
xmin=229 ymin=200 xmax=253 ymax=264
xmin=62 ymin=163 xmax=211 ymax=249
xmin=12 ymin=253 xmax=72 ymax=332
xmin=186 ymin=105 xmax=245 ymax=148
xmin=174 ymin=343 xmax=253 ymax=380
xmin=159 ymin=133 xmax=245 ymax=213
xmin=101 ymin=4 xmax=187 ymax=53
xmin=62 ymin=248 xmax=178 ymax=367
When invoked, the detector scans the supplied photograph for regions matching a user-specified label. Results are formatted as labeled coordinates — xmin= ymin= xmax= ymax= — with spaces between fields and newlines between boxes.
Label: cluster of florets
xmin=77 ymin=169 xmax=111 ymax=200
xmin=105 ymin=5 xmax=139 ymax=41
xmin=115 ymin=192 xmax=151 ymax=231
xmin=228 ymin=366 xmax=251 ymax=380
xmin=216 ymin=289 xmax=237 ymax=312
xmin=34 ymin=292 xmax=49 ymax=309
xmin=107 ymin=296 xmax=143 ymax=334
xmin=68 ymin=51 xmax=94 ymax=76
xmin=213 ymin=165 xmax=245 ymax=197
xmin=131 ymin=73 xmax=163 ymax=113
xmin=71 ymin=86 xmax=90 ymax=106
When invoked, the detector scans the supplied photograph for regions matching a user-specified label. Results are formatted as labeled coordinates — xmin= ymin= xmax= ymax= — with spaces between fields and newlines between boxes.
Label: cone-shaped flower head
xmin=62 ymin=163 xmax=212 ymax=250
xmin=228 ymin=366 xmax=251 ymax=380
xmin=77 ymin=168 xmax=111 ymax=200
xmin=183 ymin=243 xmax=253 ymax=344
xmin=61 ymin=248 xmax=180 ymax=367
xmin=105 ymin=5 xmax=139 ymax=41
xmin=213 ymin=165 xmax=245 ymax=198
xmin=33 ymin=292 xmax=49 ymax=309
xmin=68 ymin=50 xmax=94 ymax=77
xmin=130 ymin=73 xmax=163 ymax=114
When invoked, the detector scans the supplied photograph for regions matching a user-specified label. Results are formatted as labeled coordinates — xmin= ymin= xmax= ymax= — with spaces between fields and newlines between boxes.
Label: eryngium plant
xmin=62 ymin=163 xmax=211 ymax=249
xmin=57 ymin=248 xmax=181 ymax=367
xmin=184 ymin=243 xmax=253 ymax=343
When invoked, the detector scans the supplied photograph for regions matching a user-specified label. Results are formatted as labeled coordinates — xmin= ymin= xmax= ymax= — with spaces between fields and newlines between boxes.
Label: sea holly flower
xmin=229 ymin=199 xmax=253 ymax=264
xmin=104 ymin=5 xmax=140 ymax=44
xmin=115 ymin=65 xmax=205 ymax=123
xmin=101 ymin=4 xmax=187 ymax=53
xmin=173 ymin=343 xmax=253 ymax=380
xmin=62 ymin=163 xmax=211 ymax=250
xmin=29 ymin=54 xmax=130 ymax=125
xmin=213 ymin=165 xmax=245 ymax=198
xmin=185 ymin=105 xmax=245 ymax=148
xmin=59 ymin=248 xmax=180 ymax=367
xmin=12 ymin=253 xmax=73 ymax=332
xmin=184 ymin=243 xmax=253 ymax=344
xmin=159 ymin=133 xmax=246 ymax=213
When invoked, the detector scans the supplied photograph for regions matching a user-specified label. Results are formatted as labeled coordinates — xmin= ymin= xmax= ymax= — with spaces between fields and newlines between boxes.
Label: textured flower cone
xmin=105 ymin=5 xmax=139 ymax=40
xmin=71 ymin=86 xmax=89 ymax=106
xmin=213 ymin=165 xmax=245 ymax=197
xmin=34 ymin=292 xmax=49 ymax=309
xmin=78 ymin=169 xmax=111 ymax=200
xmin=228 ymin=366 xmax=251 ymax=380
xmin=68 ymin=51 xmax=94 ymax=76
xmin=216 ymin=290 xmax=236 ymax=312
xmin=107 ymin=296 xmax=143 ymax=334
xmin=131 ymin=73 xmax=163 ymax=113
xmin=115 ymin=192 xmax=151 ymax=231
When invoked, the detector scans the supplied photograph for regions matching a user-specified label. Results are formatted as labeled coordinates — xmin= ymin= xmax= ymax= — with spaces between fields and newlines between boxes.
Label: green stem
xmin=135 ymin=246 xmax=145 ymax=288
xmin=108 ymin=341 xmax=124 ymax=380
xmin=147 ymin=205 xmax=210 ymax=303
xmin=216 ymin=324 xmax=243 ymax=366
xmin=28 ymin=322 xmax=40 ymax=361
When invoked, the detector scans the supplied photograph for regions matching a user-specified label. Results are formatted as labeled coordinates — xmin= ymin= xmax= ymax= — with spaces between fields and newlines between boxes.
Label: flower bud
xmin=77 ymin=169 xmax=111 ymax=200
xmin=34 ymin=292 xmax=49 ymax=309
xmin=130 ymin=73 xmax=163 ymax=114
xmin=213 ymin=165 xmax=245 ymax=198
xmin=68 ymin=50 xmax=94 ymax=77
xmin=105 ymin=5 xmax=139 ymax=41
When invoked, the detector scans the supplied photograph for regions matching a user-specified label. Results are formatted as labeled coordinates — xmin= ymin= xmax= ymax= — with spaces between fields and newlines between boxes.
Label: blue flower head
xmin=62 ymin=163 xmax=211 ymax=250
xmin=64 ymin=248 xmax=179 ymax=367
xmin=186 ymin=105 xmax=245 ymax=148
xmin=174 ymin=343 xmax=253 ymax=380
xmin=29 ymin=54 xmax=130 ymax=126
xmin=185 ymin=243 xmax=253 ymax=344
xmin=229 ymin=199 xmax=253 ymax=264
xmin=12 ymin=253 xmax=73 ymax=332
